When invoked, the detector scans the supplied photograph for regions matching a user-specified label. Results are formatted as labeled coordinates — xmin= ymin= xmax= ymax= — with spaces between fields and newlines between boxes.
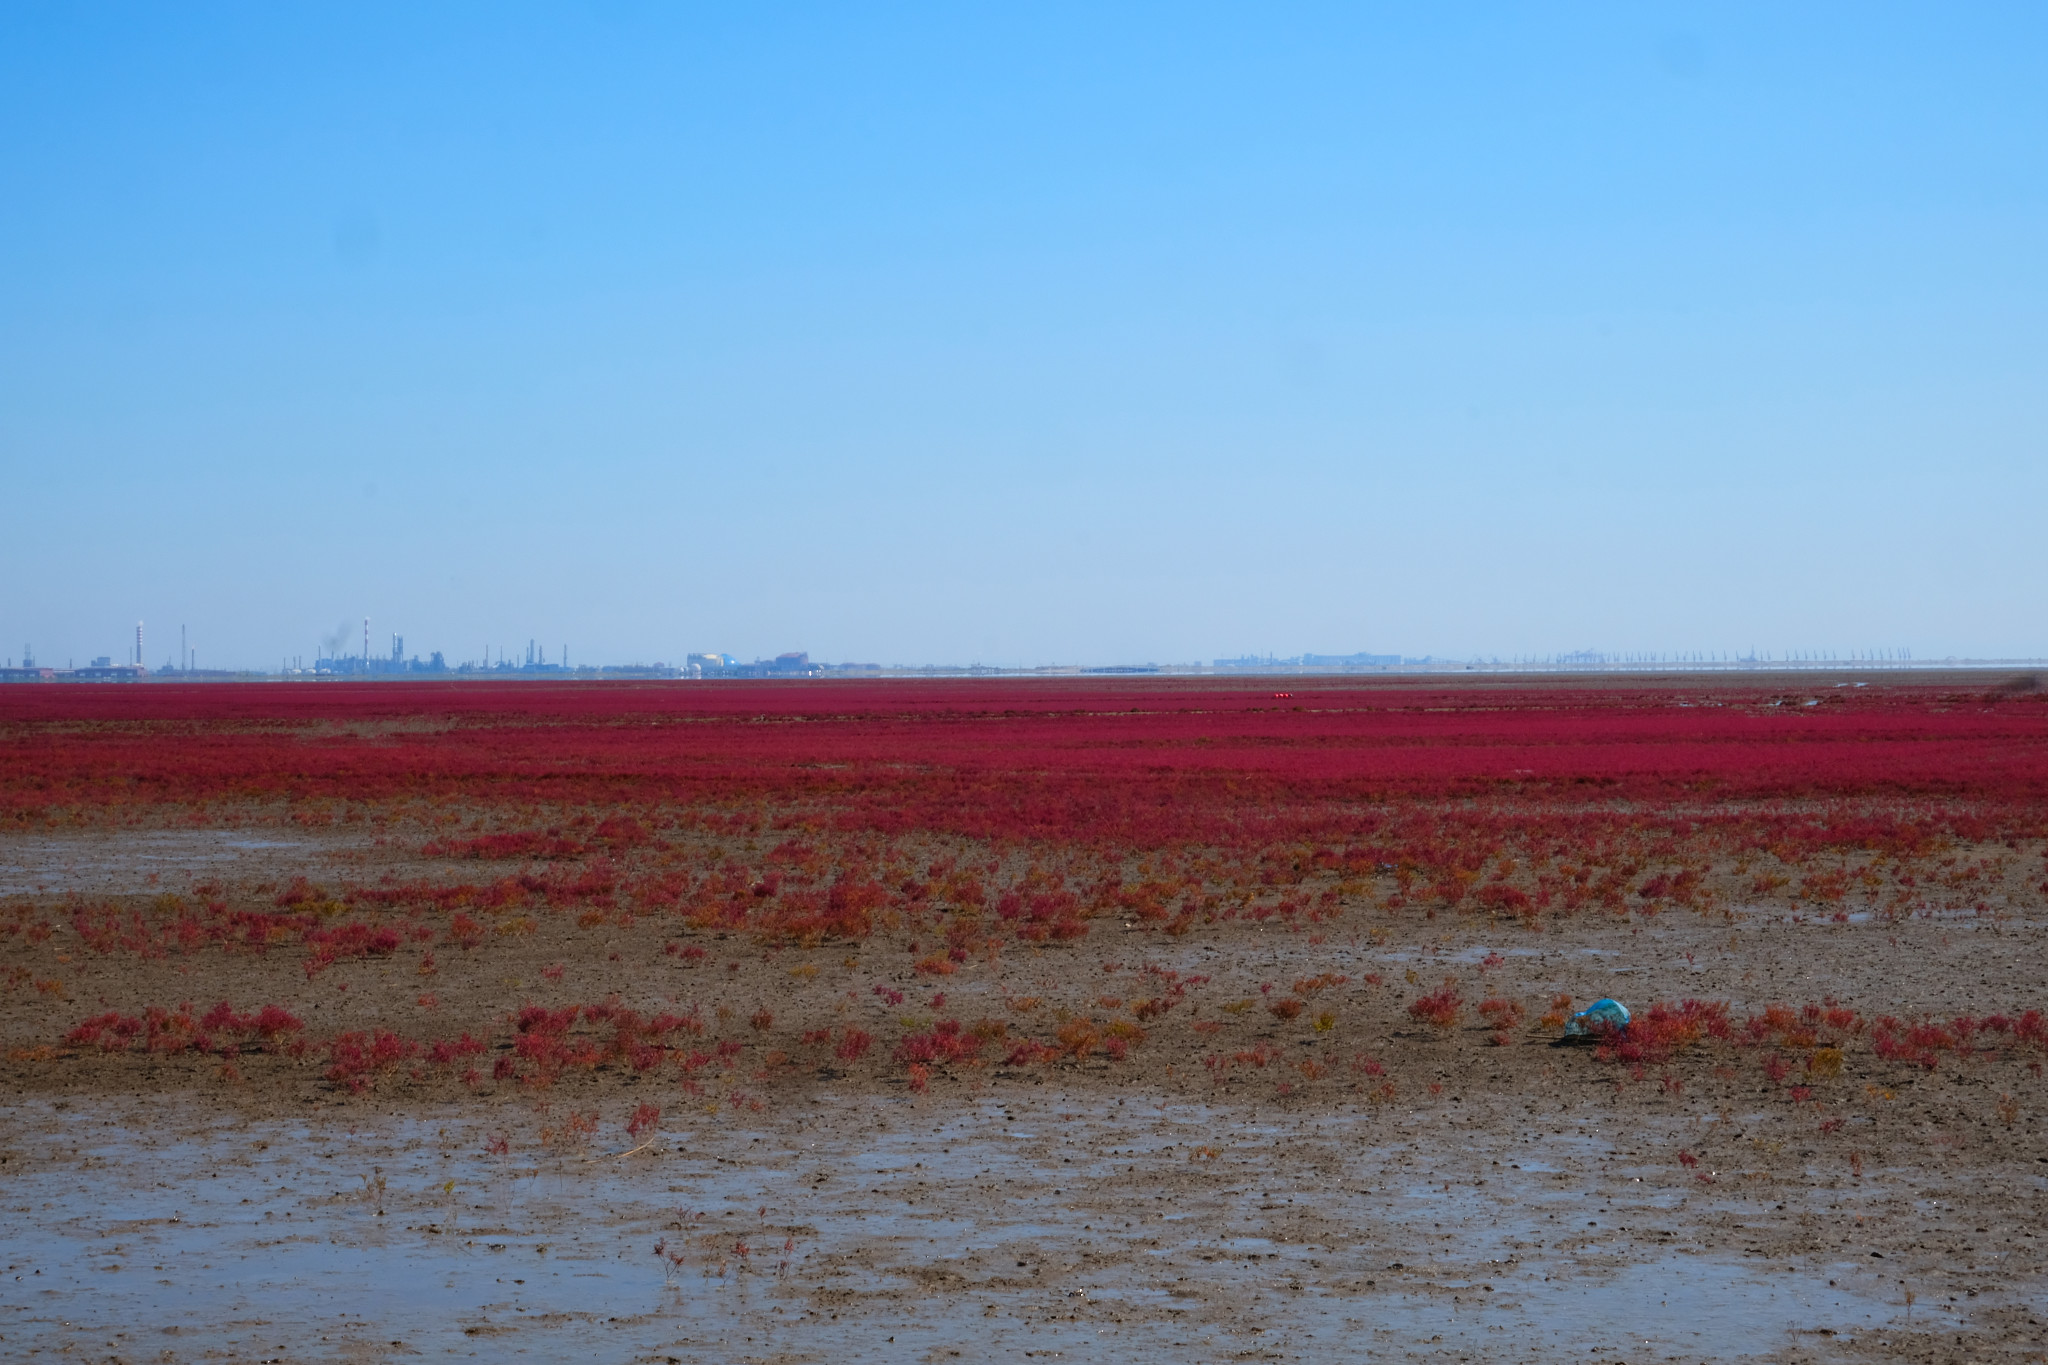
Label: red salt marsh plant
xmin=1054 ymin=1017 xmax=1101 ymax=1059
xmin=1202 ymin=1042 xmax=1284 ymax=1083
xmin=426 ymin=1033 xmax=486 ymax=1065
xmin=300 ymin=922 xmax=406 ymax=977
xmin=1478 ymin=996 xmax=1524 ymax=1045
xmin=1569 ymin=995 xmax=2042 ymax=1084
xmin=0 ymin=678 xmax=2039 ymax=827
xmin=11 ymin=683 xmax=2044 ymax=939
xmin=1477 ymin=997 xmax=1523 ymax=1026
xmin=1407 ymin=978 xmax=1462 ymax=1030
xmin=325 ymin=1029 xmax=420 ymax=1092
xmin=12 ymin=683 xmax=2048 ymax=1111
xmin=896 ymin=1019 xmax=983 ymax=1072
xmin=425 ymin=829 xmax=588 ymax=861
xmin=1867 ymin=1011 xmax=2048 ymax=1068
xmin=1593 ymin=999 xmax=1732 ymax=1066
xmin=66 ymin=1001 xmax=306 ymax=1057
xmin=1129 ymin=967 xmax=1207 ymax=1021
xmin=653 ymin=1237 xmax=688 ymax=1286
xmin=540 ymin=1109 xmax=600 ymax=1156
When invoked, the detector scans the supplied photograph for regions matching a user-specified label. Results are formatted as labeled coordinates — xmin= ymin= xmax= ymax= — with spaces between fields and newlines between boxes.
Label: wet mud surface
xmin=3 ymin=824 xmax=2045 ymax=1362
xmin=0 ymin=830 xmax=358 ymax=898
xmin=8 ymin=1084 xmax=2035 ymax=1364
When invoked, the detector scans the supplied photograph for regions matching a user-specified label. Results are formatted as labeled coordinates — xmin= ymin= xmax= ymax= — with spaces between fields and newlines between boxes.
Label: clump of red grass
xmin=1407 ymin=978 xmax=1462 ymax=1029
xmin=1477 ymin=996 xmax=1524 ymax=1045
xmin=1574 ymin=997 xmax=2046 ymax=1083
xmin=1872 ymin=1009 xmax=2044 ymax=1068
xmin=13 ymin=682 xmax=2045 ymax=966
xmin=301 ymin=921 xmax=405 ymax=977
xmin=626 ymin=1102 xmax=661 ymax=1139
xmin=66 ymin=1001 xmax=306 ymax=1057
xmin=325 ymin=1029 xmax=420 ymax=1092
xmin=423 ymin=830 xmax=587 ymax=861
xmin=894 ymin=1019 xmax=982 ymax=1071
xmin=1592 ymin=999 xmax=1732 ymax=1066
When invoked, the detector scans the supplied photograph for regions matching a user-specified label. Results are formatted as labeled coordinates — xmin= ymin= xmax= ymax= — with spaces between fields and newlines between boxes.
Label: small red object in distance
xmin=1273 ymin=693 xmax=1292 ymax=699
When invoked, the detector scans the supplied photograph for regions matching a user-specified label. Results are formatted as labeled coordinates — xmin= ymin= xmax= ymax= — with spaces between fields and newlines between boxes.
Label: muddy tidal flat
xmin=3 ymin=677 xmax=2045 ymax=1360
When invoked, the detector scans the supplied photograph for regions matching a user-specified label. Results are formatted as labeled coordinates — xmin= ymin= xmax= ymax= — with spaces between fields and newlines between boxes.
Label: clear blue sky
xmin=3 ymin=3 xmax=2043 ymax=669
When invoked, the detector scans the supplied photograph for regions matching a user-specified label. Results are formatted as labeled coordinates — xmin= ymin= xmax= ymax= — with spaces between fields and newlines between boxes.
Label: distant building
xmin=70 ymin=664 xmax=148 ymax=682
xmin=685 ymin=651 xmax=821 ymax=679
xmin=1214 ymin=652 xmax=1403 ymax=670
xmin=1300 ymin=652 xmax=1402 ymax=667
xmin=312 ymin=645 xmax=451 ymax=677
xmin=593 ymin=663 xmax=679 ymax=679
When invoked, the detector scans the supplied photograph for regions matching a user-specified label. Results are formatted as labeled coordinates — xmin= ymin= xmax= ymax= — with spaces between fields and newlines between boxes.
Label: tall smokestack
xmin=363 ymin=617 xmax=370 ymax=669
xmin=136 ymin=621 xmax=144 ymax=668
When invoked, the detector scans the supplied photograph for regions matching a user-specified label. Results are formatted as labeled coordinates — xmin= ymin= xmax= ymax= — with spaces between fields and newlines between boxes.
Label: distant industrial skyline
xmin=7 ymin=623 xmax=2038 ymax=684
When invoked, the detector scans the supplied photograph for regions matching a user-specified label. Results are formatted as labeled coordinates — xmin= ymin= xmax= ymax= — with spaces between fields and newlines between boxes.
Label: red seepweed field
xmin=5 ymin=673 xmax=2046 ymax=1099
xmin=3 ymin=673 xmax=2045 ymax=1357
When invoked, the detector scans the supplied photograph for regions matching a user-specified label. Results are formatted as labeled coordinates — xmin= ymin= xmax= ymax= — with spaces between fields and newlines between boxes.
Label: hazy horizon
xmin=8 ymin=633 xmax=2020 ymax=677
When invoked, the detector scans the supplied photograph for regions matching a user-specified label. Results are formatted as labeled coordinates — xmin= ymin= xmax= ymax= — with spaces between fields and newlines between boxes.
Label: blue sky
xmin=3 ymin=3 xmax=2044 ymax=669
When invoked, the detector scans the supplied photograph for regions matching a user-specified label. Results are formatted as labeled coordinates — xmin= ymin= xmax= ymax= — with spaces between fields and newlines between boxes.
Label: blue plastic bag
xmin=1565 ymin=997 xmax=1630 ymax=1037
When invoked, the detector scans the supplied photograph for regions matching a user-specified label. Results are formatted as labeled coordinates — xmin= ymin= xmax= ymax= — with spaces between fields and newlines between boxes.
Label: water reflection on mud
xmin=0 ymin=1091 xmax=1927 ymax=1362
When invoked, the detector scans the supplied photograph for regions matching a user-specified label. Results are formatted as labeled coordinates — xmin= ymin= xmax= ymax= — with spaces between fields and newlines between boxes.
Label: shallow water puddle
xmin=1 ymin=1093 xmax=1916 ymax=1361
